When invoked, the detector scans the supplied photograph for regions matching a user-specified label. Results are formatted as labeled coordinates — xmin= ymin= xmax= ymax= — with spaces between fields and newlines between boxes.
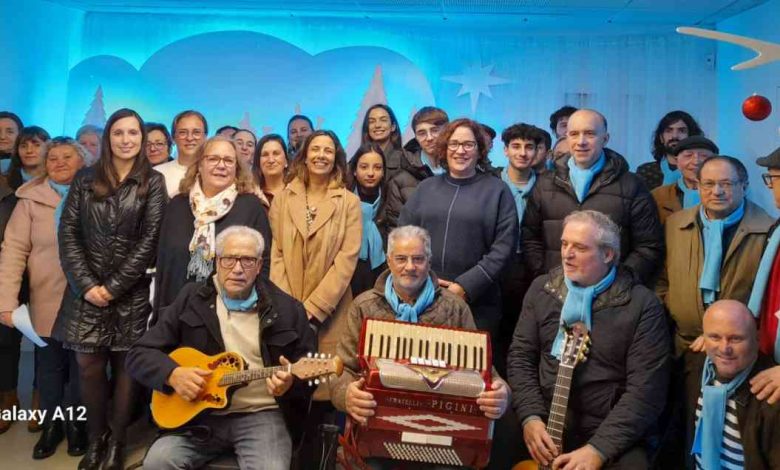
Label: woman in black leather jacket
xmin=53 ymin=108 xmax=167 ymax=470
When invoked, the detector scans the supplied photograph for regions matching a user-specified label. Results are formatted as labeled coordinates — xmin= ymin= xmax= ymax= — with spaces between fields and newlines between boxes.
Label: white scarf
xmin=187 ymin=179 xmax=239 ymax=281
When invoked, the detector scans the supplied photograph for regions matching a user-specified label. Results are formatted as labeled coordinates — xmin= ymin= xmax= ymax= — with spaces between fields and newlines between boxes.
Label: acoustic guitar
xmin=513 ymin=322 xmax=590 ymax=470
xmin=151 ymin=347 xmax=344 ymax=429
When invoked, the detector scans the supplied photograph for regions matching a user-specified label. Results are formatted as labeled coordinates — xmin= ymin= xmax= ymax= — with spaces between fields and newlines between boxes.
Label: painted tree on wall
xmin=82 ymin=85 xmax=106 ymax=127
xmin=346 ymin=65 xmax=387 ymax=158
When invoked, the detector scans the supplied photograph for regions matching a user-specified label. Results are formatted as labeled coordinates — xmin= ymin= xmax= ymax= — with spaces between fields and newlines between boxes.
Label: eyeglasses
xmin=446 ymin=140 xmax=477 ymax=152
xmin=762 ymin=173 xmax=780 ymax=188
xmin=415 ymin=128 xmax=441 ymax=139
xmin=176 ymin=130 xmax=204 ymax=139
xmin=204 ymin=155 xmax=237 ymax=167
xmin=146 ymin=142 xmax=167 ymax=149
xmin=218 ymin=256 xmax=259 ymax=270
xmin=699 ymin=179 xmax=741 ymax=191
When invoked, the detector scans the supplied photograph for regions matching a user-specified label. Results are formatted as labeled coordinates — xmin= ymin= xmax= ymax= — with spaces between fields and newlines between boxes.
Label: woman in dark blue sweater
xmin=399 ymin=118 xmax=517 ymax=341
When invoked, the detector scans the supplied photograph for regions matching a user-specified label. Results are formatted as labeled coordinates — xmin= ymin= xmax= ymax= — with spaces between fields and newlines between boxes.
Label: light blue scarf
xmin=421 ymin=151 xmax=446 ymax=176
xmin=552 ymin=266 xmax=617 ymax=359
xmin=567 ymin=152 xmax=606 ymax=203
xmin=691 ymin=355 xmax=755 ymax=470
xmin=20 ymin=169 xmax=34 ymax=183
xmin=384 ymin=274 xmax=435 ymax=323
xmin=699 ymin=202 xmax=745 ymax=305
xmin=676 ymin=178 xmax=700 ymax=209
xmin=661 ymin=157 xmax=680 ymax=185
xmin=221 ymin=287 xmax=258 ymax=312
xmin=48 ymin=180 xmax=70 ymax=231
xmin=546 ymin=158 xmax=555 ymax=171
xmin=356 ymin=188 xmax=386 ymax=270
xmin=747 ymin=226 xmax=780 ymax=362
xmin=501 ymin=168 xmax=536 ymax=252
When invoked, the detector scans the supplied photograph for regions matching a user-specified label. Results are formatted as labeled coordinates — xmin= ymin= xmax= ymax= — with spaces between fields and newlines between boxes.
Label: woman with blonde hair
xmin=269 ymin=129 xmax=361 ymax=465
xmin=153 ymin=135 xmax=271 ymax=316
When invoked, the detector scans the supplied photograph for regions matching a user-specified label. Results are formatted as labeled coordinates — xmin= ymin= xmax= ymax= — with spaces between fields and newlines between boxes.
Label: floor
xmin=0 ymin=347 xmax=152 ymax=469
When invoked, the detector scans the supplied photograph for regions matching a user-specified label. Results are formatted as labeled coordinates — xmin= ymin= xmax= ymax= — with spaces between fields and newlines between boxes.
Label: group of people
xmin=0 ymin=101 xmax=777 ymax=470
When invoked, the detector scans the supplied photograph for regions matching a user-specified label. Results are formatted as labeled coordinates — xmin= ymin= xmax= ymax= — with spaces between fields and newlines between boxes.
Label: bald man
xmin=522 ymin=109 xmax=663 ymax=286
xmin=685 ymin=300 xmax=780 ymax=469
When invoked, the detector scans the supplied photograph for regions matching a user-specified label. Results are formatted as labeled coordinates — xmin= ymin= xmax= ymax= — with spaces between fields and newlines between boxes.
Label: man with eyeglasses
xmin=743 ymin=147 xmax=780 ymax=408
xmin=651 ymin=136 xmax=719 ymax=225
xmin=659 ymin=156 xmax=773 ymax=358
xmin=386 ymin=107 xmax=449 ymax=229
xmin=523 ymin=108 xmax=663 ymax=286
xmin=332 ymin=225 xmax=510 ymax=470
xmin=156 ymin=110 xmax=208 ymax=198
xmin=128 ymin=226 xmax=316 ymax=469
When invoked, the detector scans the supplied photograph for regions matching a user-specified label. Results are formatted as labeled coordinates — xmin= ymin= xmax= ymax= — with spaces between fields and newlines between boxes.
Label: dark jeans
xmin=37 ymin=337 xmax=80 ymax=422
xmin=0 ymin=324 xmax=21 ymax=391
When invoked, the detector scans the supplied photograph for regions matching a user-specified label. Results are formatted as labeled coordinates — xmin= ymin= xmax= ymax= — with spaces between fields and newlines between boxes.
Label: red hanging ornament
xmin=742 ymin=94 xmax=773 ymax=121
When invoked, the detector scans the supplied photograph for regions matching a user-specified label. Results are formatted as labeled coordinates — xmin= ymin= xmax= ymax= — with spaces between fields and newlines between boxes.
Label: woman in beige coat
xmin=269 ymin=129 xmax=361 ymax=464
xmin=0 ymin=137 xmax=88 ymax=459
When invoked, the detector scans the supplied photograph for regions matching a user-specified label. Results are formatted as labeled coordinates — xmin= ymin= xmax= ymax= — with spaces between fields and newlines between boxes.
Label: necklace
xmin=305 ymin=191 xmax=317 ymax=229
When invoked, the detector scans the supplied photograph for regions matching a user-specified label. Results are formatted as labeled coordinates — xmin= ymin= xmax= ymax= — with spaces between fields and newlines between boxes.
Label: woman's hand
xmin=84 ymin=286 xmax=109 ymax=307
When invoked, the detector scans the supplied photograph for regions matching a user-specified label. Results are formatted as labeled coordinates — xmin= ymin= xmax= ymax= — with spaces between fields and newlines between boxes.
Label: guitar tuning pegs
xmin=307 ymin=352 xmax=312 ymax=358
xmin=314 ymin=379 xmax=320 ymax=385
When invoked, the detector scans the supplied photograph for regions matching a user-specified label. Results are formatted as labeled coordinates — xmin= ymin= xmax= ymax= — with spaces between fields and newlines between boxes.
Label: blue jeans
xmin=144 ymin=409 xmax=291 ymax=470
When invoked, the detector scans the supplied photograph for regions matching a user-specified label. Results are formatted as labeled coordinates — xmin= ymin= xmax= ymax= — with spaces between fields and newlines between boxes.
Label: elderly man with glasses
xmin=127 ymin=226 xmax=315 ymax=469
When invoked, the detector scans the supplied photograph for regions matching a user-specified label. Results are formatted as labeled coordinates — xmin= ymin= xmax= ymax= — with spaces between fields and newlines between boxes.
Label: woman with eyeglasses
xmin=144 ymin=123 xmax=173 ymax=166
xmin=253 ymin=134 xmax=288 ymax=207
xmin=269 ymin=130 xmax=361 ymax=464
xmin=399 ymin=118 xmax=517 ymax=343
xmin=0 ymin=137 xmax=89 ymax=459
xmin=153 ymin=135 xmax=271 ymax=318
xmin=360 ymin=104 xmax=405 ymax=181
xmin=53 ymin=108 xmax=167 ymax=470
xmin=348 ymin=143 xmax=389 ymax=296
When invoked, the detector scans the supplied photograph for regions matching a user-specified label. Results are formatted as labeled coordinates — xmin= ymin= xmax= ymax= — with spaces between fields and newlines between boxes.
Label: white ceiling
xmin=43 ymin=0 xmax=772 ymax=34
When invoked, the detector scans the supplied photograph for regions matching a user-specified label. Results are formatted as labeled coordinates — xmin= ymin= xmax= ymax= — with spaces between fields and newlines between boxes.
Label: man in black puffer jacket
xmin=522 ymin=109 xmax=663 ymax=286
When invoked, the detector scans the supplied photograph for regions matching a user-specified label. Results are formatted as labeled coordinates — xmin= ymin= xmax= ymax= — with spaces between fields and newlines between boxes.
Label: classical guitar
xmin=513 ymin=322 xmax=590 ymax=470
xmin=151 ymin=347 xmax=344 ymax=429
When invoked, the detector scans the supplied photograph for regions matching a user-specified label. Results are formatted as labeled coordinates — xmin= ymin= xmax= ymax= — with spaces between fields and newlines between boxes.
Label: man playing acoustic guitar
xmin=508 ymin=210 xmax=672 ymax=469
xmin=127 ymin=226 xmax=316 ymax=469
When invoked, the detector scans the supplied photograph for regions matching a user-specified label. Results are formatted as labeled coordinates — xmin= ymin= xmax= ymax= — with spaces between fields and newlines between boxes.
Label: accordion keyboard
xmin=361 ymin=319 xmax=489 ymax=372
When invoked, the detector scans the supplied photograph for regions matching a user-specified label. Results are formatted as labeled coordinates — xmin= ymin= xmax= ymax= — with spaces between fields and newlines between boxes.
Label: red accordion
xmin=347 ymin=318 xmax=494 ymax=469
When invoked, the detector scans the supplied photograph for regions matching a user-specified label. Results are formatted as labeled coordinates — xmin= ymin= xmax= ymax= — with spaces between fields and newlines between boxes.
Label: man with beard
xmin=385 ymin=107 xmax=449 ymax=229
xmin=636 ymin=111 xmax=704 ymax=190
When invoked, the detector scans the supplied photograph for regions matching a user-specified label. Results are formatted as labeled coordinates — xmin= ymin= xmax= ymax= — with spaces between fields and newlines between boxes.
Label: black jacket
xmin=385 ymin=139 xmax=434 ymax=230
xmin=635 ymin=160 xmax=664 ymax=191
xmin=684 ymin=352 xmax=780 ymax=470
xmin=522 ymin=149 xmax=663 ymax=285
xmin=507 ymin=267 xmax=672 ymax=463
xmin=53 ymin=167 xmax=167 ymax=347
xmin=126 ymin=277 xmax=317 ymax=444
xmin=153 ymin=193 xmax=272 ymax=320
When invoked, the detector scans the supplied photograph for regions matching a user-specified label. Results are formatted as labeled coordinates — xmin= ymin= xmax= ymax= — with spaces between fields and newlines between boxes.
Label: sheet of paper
xmin=11 ymin=305 xmax=47 ymax=348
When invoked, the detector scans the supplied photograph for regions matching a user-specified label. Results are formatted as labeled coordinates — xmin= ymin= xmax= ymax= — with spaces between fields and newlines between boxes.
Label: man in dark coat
xmin=385 ymin=107 xmax=449 ymax=229
xmin=127 ymin=226 xmax=316 ymax=469
xmin=685 ymin=300 xmax=780 ymax=470
xmin=509 ymin=210 xmax=671 ymax=469
xmin=522 ymin=108 xmax=664 ymax=286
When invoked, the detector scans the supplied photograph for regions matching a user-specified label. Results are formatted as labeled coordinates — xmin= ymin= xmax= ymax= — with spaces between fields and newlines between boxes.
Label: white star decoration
xmin=442 ymin=64 xmax=511 ymax=114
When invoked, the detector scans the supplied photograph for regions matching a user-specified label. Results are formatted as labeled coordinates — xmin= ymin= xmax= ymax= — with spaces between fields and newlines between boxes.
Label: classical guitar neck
xmin=546 ymin=363 xmax=574 ymax=448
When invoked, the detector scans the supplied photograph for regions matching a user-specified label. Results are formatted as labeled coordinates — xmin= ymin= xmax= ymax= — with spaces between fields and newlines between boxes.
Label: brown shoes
xmin=28 ymin=389 xmax=42 ymax=433
xmin=0 ymin=389 xmax=20 ymax=434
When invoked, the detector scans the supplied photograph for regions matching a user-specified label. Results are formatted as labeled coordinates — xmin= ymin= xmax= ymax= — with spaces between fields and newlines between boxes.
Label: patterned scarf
xmin=187 ymin=180 xmax=238 ymax=282
xmin=699 ymin=202 xmax=745 ymax=305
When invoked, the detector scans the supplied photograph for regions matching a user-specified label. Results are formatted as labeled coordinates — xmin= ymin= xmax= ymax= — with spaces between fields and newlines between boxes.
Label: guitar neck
xmin=219 ymin=365 xmax=288 ymax=386
xmin=546 ymin=363 xmax=574 ymax=448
